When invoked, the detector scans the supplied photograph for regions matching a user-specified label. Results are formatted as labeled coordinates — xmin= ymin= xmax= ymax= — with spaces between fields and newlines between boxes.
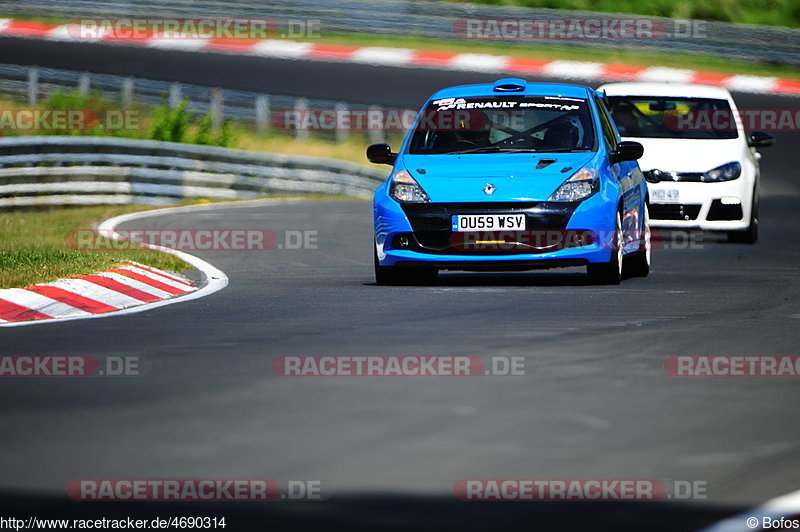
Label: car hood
xmin=623 ymin=137 xmax=742 ymax=174
xmin=400 ymin=152 xmax=596 ymax=202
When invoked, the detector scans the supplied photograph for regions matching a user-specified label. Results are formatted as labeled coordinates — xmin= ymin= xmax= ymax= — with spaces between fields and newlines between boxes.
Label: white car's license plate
xmin=652 ymin=189 xmax=680 ymax=202
xmin=452 ymin=214 xmax=526 ymax=232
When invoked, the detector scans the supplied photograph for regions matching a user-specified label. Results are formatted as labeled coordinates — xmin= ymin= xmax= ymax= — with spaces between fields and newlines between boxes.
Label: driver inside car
xmin=440 ymin=109 xmax=490 ymax=150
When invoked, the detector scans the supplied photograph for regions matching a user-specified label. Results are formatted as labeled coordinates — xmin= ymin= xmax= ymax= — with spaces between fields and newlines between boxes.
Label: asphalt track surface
xmin=2 ymin=36 xmax=800 ymax=531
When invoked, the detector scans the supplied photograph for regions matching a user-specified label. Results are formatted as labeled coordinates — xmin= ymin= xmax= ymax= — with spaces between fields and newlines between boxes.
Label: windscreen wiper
xmin=535 ymin=148 xmax=592 ymax=153
xmin=449 ymin=146 xmax=535 ymax=154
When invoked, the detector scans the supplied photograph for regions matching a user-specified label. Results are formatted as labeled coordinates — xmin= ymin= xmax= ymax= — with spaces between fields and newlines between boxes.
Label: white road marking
xmin=697 ymin=488 xmax=800 ymax=531
xmin=0 ymin=288 xmax=89 ymax=318
xmin=40 ymin=278 xmax=138 ymax=308
xmin=0 ymin=200 xmax=315 ymax=327
xmin=543 ymin=61 xmax=605 ymax=79
xmin=725 ymin=75 xmax=779 ymax=94
xmin=147 ymin=38 xmax=210 ymax=50
xmin=115 ymin=265 xmax=193 ymax=290
xmin=351 ymin=47 xmax=414 ymax=66
xmin=122 ymin=261 xmax=193 ymax=285
xmin=90 ymin=272 xmax=175 ymax=299
xmin=250 ymin=40 xmax=314 ymax=58
xmin=449 ymin=53 xmax=509 ymax=72
xmin=638 ymin=67 xmax=695 ymax=83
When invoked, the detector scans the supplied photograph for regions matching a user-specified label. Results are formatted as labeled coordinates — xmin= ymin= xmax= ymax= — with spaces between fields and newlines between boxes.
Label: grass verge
xmin=439 ymin=0 xmax=800 ymax=28
xmin=0 ymin=205 xmax=191 ymax=289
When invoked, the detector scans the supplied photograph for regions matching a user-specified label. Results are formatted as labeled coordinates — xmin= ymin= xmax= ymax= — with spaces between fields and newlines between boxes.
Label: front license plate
xmin=652 ymin=189 xmax=680 ymax=202
xmin=452 ymin=214 xmax=526 ymax=232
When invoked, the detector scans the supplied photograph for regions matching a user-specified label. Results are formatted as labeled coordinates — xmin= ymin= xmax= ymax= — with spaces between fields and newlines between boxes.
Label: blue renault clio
xmin=368 ymin=78 xmax=650 ymax=285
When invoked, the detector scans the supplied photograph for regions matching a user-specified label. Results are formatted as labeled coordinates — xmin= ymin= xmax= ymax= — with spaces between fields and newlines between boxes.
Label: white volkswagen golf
xmin=598 ymin=82 xmax=773 ymax=243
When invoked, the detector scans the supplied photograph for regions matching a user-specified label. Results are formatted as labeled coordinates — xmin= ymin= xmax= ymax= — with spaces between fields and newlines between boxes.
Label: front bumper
xmin=647 ymin=180 xmax=753 ymax=231
xmin=374 ymin=189 xmax=619 ymax=269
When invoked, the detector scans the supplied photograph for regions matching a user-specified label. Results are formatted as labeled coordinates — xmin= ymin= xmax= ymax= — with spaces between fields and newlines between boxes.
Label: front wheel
xmin=374 ymin=245 xmax=438 ymax=286
xmin=587 ymin=211 xmax=623 ymax=285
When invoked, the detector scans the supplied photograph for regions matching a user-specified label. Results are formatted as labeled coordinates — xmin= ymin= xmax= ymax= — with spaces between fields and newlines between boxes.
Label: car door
xmin=594 ymin=95 xmax=642 ymax=249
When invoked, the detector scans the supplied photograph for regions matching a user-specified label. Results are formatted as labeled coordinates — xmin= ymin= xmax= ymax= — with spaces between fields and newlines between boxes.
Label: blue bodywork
xmin=374 ymin=80 xmax=648 ymax=270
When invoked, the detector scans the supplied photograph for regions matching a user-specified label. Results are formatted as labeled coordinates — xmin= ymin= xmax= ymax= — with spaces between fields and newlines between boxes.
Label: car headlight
xmin=704 ymin=162 xmax=741 ymax=182
xmin=549 ymin=168 xmax=599 ymax=202
xmin=390 ymin=170 xmax=430 ymax=203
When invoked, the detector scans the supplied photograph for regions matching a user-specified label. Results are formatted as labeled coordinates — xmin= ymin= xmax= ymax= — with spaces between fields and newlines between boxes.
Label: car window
xmin=607 ymin=96 xmax=739 ymax=139
xmin=407 ymin=96 xmax=596 ymax=154
xmin=594 ymin=95 xmax=619 ymax=150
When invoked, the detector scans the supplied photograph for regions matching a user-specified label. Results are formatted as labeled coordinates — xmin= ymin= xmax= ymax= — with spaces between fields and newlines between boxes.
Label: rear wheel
xmin=727 ymin=193 xmax=758 ymax=244
xmin=374 ymin=245 xmax=438 ymax=286
xmin=587 ymin=211 xmax=623 ymax=285
xmin=624 ymin=203 xmax=651 ymax=278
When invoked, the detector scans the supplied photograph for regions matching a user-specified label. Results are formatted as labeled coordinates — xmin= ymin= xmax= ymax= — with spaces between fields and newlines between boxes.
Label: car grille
xmin=645 ymin=170 xmax=707 ymax=183
xmin=650 ymin=204 xmax=702 ymax=221
xmin=398 ymin=202 xmax=581 ymax=255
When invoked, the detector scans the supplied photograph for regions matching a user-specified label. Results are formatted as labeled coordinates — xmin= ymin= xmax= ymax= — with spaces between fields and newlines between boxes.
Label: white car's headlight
xmin=704 ymin=162 xmax=741 ymax=182
xmin=549 ymin=168 xmax=599 ymax=202
xmin=390 ymin=170 xmax=430 ymax=203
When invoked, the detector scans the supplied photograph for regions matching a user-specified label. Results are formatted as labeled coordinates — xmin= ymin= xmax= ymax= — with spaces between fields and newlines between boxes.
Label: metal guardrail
xmin=0 ymin=136 xmax=388 ymax=207
xmin=1 ymin=0 xmax=799 ymax=66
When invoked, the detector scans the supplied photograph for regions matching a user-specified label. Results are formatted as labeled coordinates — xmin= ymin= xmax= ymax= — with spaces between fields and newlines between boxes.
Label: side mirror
xmin=610 ymin=141 xmax=644 ymax=164
xmin=366 ymin=143 xmax=397 ymax=165
xmin=748 ymin=131 xmax=774 ymax=148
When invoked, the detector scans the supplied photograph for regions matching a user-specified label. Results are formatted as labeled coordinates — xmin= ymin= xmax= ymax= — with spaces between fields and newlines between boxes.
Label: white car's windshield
xmin=607 ymin=96 xmax=739 ymax=140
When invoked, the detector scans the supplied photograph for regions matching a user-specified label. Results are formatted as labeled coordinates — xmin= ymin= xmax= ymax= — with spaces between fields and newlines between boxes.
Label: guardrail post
xmin=368 ymin=105 xmax=384 ymax=144
xmin=294 ymin=98 xmax=309 ymax=141
xmin=121 ymin=78 xmax=134 ymax=107
xmin=255 ymin=95 xmax=270 ymax=134
xmin=210 ymin=88 xmax=224 ymax=130
xmin=169 ymin=83 xmax=182 ymax=109
xmin=78 ymin=72 xmax=91 ymax=95
xmin=335 ymin=102 xmax=348 ymax=144
xmin=27 ymin=68 xmax=39 ymax=105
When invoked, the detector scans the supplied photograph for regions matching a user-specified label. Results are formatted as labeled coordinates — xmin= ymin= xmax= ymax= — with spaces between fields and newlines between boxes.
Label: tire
xmin=587 ymin=211 xmax=623 ymax=285
xmin=727 ymin=193 xmax=758 ymax=244
xmin=624 ymin=203 xmax=651 ymax=278
xmin=374 ymin=245 xmax=438 ymax=286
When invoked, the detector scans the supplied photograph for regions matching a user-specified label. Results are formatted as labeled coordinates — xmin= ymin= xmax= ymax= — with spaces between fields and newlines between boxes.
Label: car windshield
xmin=607 ymin=96 xmax=739 ymax=140
xmin=407 ymin=96 xmax=596 ymax=155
